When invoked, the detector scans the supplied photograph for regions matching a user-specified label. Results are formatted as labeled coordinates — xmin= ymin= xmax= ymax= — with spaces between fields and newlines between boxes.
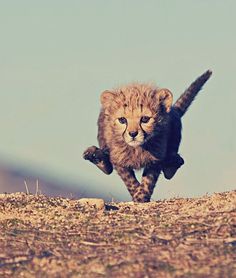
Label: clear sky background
xmin=0 ymin=0 xmax=235 ymax=200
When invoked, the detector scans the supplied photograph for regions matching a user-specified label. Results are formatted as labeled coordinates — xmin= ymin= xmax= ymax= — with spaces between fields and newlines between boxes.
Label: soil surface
xmin=0 ymin=191 xmax=235 ymax=277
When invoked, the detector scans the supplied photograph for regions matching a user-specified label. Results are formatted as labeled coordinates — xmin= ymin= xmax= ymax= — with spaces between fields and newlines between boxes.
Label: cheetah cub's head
xmin=100 ymin=84 xmax=173 ymax=147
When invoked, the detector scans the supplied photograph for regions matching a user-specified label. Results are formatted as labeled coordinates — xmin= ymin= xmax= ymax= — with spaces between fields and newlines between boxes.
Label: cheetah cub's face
xmin=100 ymin=85 xmax=173 ymax=147
xmin=114 ymin=107 xmax=155 ymax=147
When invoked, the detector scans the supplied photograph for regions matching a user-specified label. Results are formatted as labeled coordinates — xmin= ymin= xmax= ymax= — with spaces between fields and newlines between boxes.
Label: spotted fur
xmin=83 ymin=70 xmax=212 ymax=202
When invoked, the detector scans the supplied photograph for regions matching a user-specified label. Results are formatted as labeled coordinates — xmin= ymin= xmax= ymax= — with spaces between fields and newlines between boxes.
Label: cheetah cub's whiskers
xmin=83 ymin=70 xmax=212 ymax=202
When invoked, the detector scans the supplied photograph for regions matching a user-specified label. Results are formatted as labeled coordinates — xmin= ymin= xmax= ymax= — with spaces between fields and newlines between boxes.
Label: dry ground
xmin=0 ymin=190 xmax=235 ymax=278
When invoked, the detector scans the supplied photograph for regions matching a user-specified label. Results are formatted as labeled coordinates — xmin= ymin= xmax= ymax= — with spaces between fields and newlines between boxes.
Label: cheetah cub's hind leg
xmin=83 ymin=146 xmax=113 ymax=175
xmin=162 ymin=154 xmax=184 ymax=180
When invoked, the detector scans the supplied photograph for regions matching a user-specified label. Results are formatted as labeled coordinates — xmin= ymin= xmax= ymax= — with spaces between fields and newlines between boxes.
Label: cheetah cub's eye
xmin=118 ymin=117 xmax=127 ymax=124
xmin=140 ymin=116 xmax=150 ymax=123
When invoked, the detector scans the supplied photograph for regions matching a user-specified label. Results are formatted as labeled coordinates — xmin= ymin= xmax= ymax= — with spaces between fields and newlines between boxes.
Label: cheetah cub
xmin=83 ymin=70 xmax=212 ymax=202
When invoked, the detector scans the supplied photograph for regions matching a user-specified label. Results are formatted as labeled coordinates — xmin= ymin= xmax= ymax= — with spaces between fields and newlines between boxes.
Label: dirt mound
xmin=0 ymin=191 xmax=235 ymax=277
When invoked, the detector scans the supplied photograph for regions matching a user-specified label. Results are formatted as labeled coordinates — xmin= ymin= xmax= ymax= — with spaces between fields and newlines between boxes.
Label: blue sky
xmin=0 ymin=0 xmax=235 ymax=200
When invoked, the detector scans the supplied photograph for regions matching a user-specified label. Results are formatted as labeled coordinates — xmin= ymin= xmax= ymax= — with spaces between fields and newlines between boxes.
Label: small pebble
xmin=78 ymin=198 xmax=105 ymax=210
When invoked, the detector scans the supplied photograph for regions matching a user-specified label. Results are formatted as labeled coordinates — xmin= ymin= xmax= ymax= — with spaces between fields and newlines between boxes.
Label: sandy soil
xmin=0 ymin=190 xmax=235 ymax=277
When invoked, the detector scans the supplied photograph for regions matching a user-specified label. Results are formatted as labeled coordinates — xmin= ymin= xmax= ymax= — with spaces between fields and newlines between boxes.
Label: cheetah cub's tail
xmin=173 ymin=69 xmax=212 ymax=117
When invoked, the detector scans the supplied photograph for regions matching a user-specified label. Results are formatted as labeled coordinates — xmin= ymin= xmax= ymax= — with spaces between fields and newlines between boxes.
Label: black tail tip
xmin=199 ymin=69 xmax=212 ymax=83
xmin=205 ymin=69 xmax=213 ymax=77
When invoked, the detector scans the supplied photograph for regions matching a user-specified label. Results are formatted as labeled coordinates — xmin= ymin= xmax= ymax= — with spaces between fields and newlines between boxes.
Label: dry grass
xmin=0 ymin=190 xmax=235 ymax=277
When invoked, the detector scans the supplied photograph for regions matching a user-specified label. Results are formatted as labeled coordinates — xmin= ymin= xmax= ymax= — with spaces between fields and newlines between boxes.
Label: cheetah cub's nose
xmin=129 ymin=131 xmax=138 ymax=138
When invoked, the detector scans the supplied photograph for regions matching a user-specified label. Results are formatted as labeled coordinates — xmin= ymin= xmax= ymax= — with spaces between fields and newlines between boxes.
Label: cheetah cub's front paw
xmin=83 ymin=146 xmax=113 ymax=175
xmin=83 ymin=146 xmax=103 ymax=164
xmin=132 ymin=189 xmax=151 ymax=203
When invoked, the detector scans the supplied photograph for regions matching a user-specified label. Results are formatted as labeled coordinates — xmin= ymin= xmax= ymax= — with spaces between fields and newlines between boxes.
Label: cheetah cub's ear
xmin=100 ymin=90 xmax=116 ymax=108
xmin=156 ymin=89 xmax=173 ymax=113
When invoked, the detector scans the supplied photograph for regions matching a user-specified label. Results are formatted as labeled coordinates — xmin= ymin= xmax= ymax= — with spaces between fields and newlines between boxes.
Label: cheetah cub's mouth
xmin=126 ymin=138 xmax=144 ymax=147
